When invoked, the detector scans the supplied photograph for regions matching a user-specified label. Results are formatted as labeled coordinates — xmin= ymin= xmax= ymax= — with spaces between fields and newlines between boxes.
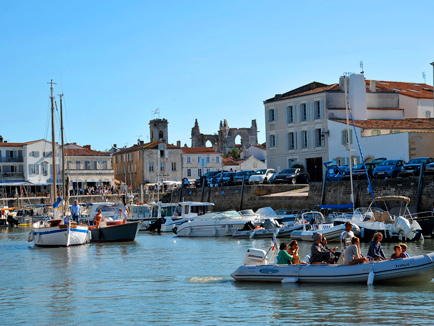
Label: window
xmin=206 ymin=156 xmax=210 ymax=163
xmin=287 ymin=132 xmax=296 ymax=150
xmin=187 ymin=169 xmax=192 ymax=177
xmin=138 ymin=151 xmax=141 ymax=159
xmin=287 ymin=105 xmax=294 ymax=123
xmin=42 ymin=163 xmax=48 ymax=176
xmin=268 ymin=109 xmax=276 ymax=122
xmin=76 ymin=161 xmax=81 ymax=170
xmin=29 ymin=164 xmax=39 ymax=175
xmin=315 ymin=129 xmax=322 ymax=147
xmin=85 ymin=161 xmax=90 ymax=169
xmin=67 ymin=161 xmax=71 ymax=169
xmin=300 ymin=103 xmax=307 ymax=121
xmin=301 ymin=131 xmax=308 ymax=148
xmin=160 ymin=162 xmax=165 ymax=171
xmin=94 ymin=161 xmax=98 ymax=169
xmin=102 ymin=161 xmax=108 ymax=169
xmin=149 ymin=163 xmax=154 ymax=172
xmin=215 ymin=157 xmax=220 ymax=163
xmin=197 ymin=156 xmax=201 ymax=163
xmin=314 ymin=101 xmax=321 ymax=119
xmin=115 ymin=156 xmax=118 ymax=164
xmin=171 ymin=162 xmax=176 ymax=171
xmin=269 ymin=135 xmax=276 ymax=147
xmin=43 ymin=151 xmax=51 ymax=157
xmin=29 ymin=151 xmax=40 ymax=157
xmin=426 ymin=111 xmax=431 ymax=118
xmin=198 ymin=169 xmax=202 ymax=177
xmin=186 ymin=156 xmax=191 ymax=163
xmin=342 ymin=130 xmax=353 ymax=144
xmin=371 ymin=130 xmax=380 ymax=136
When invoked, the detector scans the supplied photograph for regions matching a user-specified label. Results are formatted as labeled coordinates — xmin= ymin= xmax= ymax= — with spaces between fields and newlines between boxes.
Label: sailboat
xmin=28 ymin=80 xmax=90 ymax=247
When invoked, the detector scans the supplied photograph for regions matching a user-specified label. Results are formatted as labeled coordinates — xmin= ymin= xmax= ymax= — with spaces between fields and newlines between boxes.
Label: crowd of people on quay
xmin=277 ymin=221 xmax=412 ymax=265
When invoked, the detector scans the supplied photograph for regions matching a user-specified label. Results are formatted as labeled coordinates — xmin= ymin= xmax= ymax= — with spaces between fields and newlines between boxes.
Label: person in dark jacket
xmin=367 ymin=232 xmax=386 ymax=261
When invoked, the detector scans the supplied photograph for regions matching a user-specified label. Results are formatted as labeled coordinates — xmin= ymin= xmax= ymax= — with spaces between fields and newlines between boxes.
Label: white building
xmin=264 ymin=74 xmax=434 ymax=181
xmin=181 ymin=147 xmax=223 ymax=179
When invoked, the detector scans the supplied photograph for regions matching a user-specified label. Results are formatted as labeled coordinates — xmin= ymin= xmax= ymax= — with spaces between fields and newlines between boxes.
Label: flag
xmin=271 ymin=234 xmax=278 ymax=251
xmin=153 ymin=108 xmax=160 ymax=115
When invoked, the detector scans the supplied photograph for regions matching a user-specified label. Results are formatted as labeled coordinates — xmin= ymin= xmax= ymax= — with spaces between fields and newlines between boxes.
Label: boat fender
xmin=361 ymin=227 xmax=365 ymax=239
xmin=27 ymin=231 xmax=34 ymax=242
xmin=281 ymin=277 xmax=298 ymax=283
xmin=367 ymin=271 xmax=375 ymax=285
xmin=172 ymin=226 xmax=178 ymax=234
xmin=225 ymin=224 xmax=230 ymax=234
xmin=249 ymin=231 xmax=256 ymax=239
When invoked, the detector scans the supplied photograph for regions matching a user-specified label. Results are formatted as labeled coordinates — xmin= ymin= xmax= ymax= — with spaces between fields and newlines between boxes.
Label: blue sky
xmin=1 ymin=1 xmax=433 ymax=151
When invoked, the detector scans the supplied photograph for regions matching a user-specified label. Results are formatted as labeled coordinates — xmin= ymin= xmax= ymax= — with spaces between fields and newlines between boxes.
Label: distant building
xmin=191 ymin=119 xmax=258 ymax=153
xmin=181 ymin=147 xmax=223 ymax=179
xmin=64 ymin=143 xmax=114 ymax=192
xmin=223 ymin=157 xmax=242 ymax=172
xmin=264 ymin=74 xmax=434 ymax=181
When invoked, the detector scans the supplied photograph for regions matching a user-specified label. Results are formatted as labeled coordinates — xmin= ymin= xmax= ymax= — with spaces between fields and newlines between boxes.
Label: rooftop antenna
xmin=422 ymin=71 xmax=426 ymax=84
xmin=360 ymin=61 xmax=364 ymax=74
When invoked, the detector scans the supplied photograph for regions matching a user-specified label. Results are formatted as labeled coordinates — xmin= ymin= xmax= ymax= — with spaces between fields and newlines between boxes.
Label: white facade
xmin=239 ymin=155 xmax=266 ymax=171
xmin=25 ymin=140 xmax=61 ymax=185
xmin=182 ymin=149 xmax=223 ymax=179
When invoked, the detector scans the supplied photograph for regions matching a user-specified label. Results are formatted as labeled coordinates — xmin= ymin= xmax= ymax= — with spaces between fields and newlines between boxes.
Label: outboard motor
xmin=145 ymin=217 xmax=166 ymax=232
xmin=7 ymin=216 xmax=19 ymax=227
xmin=244 ymin=248 xmax=267 ymax=266
xmin=238 ymin=221 xmax=255 ymax=231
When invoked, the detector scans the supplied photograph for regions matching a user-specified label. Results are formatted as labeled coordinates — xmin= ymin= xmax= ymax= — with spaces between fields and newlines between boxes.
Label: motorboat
xmin=232 ymin=218 xmax=281 ymax=239
xmin=89 ymin=220 xmax=141 ymax=242
xmin=146 ymin=202 xmax=214 ymax=232
xmin=290 ymin=211 xmax=361 ymax=242
xmin=28 ymin=218 xmax=90 ymax=247
xmin=231 ymin=247 xmax=434 ymax=284
xmin=174 ymin=210 xmax=261 ymax=237
xmin=333 ymin=196 xmax=423 ymax=242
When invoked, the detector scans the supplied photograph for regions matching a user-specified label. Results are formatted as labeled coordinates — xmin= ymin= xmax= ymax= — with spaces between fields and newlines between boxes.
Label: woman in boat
xmin=277 ymin=243 xmax=293 ymax=264
xmin=391 ymin=245 xmax=407 ymax=259
xmin=344 ymin=237 xmax=368 ymax=265
xmin=95 ymin=209 xmax=104 ymax=228
xmin=367 ymin=232 xmax=386 ymax=261
xmin=287 ymin=240 xmax=300 ymax=264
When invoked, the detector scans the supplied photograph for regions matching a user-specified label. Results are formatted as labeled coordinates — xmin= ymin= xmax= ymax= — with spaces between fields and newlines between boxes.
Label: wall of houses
xmin=142 ymin=148 xmax=182 ymax=184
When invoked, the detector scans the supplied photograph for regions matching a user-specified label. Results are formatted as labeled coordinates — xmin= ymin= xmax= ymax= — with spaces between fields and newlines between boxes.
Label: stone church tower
xmin=149 ymin=118 xmax=168 ymax=142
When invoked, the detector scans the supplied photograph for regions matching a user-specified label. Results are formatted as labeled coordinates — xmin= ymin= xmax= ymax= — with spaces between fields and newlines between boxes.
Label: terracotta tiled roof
xmin=223 ymin=157 xmax=242 ymax=165
xmin=64 ymin=147 xmax=109 ymax=157
xmin=331 ymin=118 xmax=434 ymax=130
xmin=366 ymin=80 xmax=433 ymax=99
xmin=114 ymin=141 xmax=180 ymax=155
xmin=0 ymin=139 xmax=53 ymax=147
xmin=182 ymin=147 xmax=220 ymax=154
xmin=252 ymin=144 xmax=266 ymax=150
xmin=330 ymin=107 xmax=404 ymax=111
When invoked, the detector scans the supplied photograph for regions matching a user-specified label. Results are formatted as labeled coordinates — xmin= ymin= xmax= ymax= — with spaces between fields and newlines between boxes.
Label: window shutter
xmin=350 ymin=130 xmax=354 ymax=144
xmin=341 ymin=130 xmax=346 ymax=145
xmin=275 ymin=134 xmax=279 ymax=147
xmin=321 ymin=128 xmax=325 ymax=147
xmin=319 ymin=100 xmax=324 ymax=119
xmin=299 ymin=105 xmax=303 ymax=122
xmin=294 ymin=105 xmax=297 ymax=122
xmin=311 ymin=102 xmax=316 ymax=120
xmin=307 ymin=130 xmax=311 ymax=148
xmin=286 ymin=133 xmax=289 ymax=150
xmin=294 ymin=132 xmax=297 ymax=150
xmin=306 ymin=103 xmax=310 ymax=121
xmin=275 ymin=109 xmax=278 ymax=121
xmin=299 ymin=131 xmax=302 ymax=148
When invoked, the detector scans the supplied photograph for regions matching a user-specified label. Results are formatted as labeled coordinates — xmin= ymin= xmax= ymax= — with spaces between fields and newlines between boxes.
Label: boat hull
xmin=291 ymin=225 xmax=360 ymax=242
xmin=90 ymin=222 xmax=141 ymax=242
xmin=31 ymin=225 xmax=89 ymax=247
xmin=231 ymin=253 xmax=434 ymax=283
xmin=176 ymin=220 xmax=249 ymax=237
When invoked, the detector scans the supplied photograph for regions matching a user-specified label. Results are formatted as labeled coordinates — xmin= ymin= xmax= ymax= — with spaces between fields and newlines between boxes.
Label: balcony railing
xmin=0 ymin=172 xmax=24 ymax=178
xmin=0 ymin=157 xmax=24 ymax=163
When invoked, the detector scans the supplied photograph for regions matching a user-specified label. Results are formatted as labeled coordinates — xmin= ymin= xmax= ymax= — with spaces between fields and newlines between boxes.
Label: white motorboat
xmin=333 ymin=196 xmax=423 ymax=242
xmin=174 ymin=210 xmax=260 ymax=237
xmin=146 ymin=202 xmax=214 ymax=232
xmin=291 ymin=211 xmax=361 ymax=242
xmin=231 ymin=247 xmax=434 ymax=284
xmin=28 ymin=219 xmax=90 ymax=247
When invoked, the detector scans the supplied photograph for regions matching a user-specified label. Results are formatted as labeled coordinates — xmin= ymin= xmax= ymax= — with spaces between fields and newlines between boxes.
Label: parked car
xmin=425 ymin=161 xmax=434 ymax=175
xmin=248 ymin=168 xmax=275 ymax=184
xmin=272 ymin=168 xmax=310 ymax=184
xmin=371 ymin=157 xmax=387 ymax=165
xmin=351 ymin=162 xmax=376 ymax=179
xmin=323 ymin=161 xmax=350 ymax=182
xmin=372 ymin=159 xmax=406 ymax=178
xmin=398 ymin=157 xmax=434 ymax=177
xmin=195 ymin=170 xmax=227 ymax=188
xmin=233 ymin=170 xmax=255 ymax=184
xmin=221 ymin=172 xmax=237 ymax=186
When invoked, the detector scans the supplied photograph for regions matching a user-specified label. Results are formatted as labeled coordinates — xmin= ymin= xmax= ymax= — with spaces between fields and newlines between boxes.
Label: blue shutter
xmin=307 ymin=130 xmax=311 ymax=148
xmin=320 ymin=100 xmax=324 ymax=119
xmin=294 ymin=132 xmax=297 ymax=150
xmin=306 ymin=103 xmax=310 ymax=121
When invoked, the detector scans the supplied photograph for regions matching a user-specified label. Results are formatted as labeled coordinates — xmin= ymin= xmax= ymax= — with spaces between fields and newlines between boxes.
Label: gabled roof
xmin=0 ymin=139 xmax=53 ymax=147
xmin=182 ymin=147 xmax=220 ymax=154
xmin=367 ymin=80 xmax=433 ymax=99
xmin=331 ymin=118 xmax=434 ymax=130
xmin=223 ymin=157 xmax=242 ymax=166
xmin=64 ymin=147 xmax=109 ymax=157
xmin=113 ymin=141 xmax=180 ymax=155
xmin=265 ymin=82 xmax=335 ymax=103
xmin=251 ymin=144 xmax=266 ymax=150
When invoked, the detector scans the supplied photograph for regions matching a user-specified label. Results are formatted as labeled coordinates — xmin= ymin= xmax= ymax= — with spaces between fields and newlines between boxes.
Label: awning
xmin=100 ymin=178 xmax=112 ymax=182
xmin=72 ymin=179 xmax=85 ymax=182
xmin=0 ymin=181 xmax=33 ymax=186
xmin=87 ymin=178 xmax=99 ymax=182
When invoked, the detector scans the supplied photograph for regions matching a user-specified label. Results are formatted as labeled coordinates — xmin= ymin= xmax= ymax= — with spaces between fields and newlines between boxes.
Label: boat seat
xmin=379 ymin=211 xmax=391 ymax=223
xmin=373 ymin=211 xmax=381 ymax=222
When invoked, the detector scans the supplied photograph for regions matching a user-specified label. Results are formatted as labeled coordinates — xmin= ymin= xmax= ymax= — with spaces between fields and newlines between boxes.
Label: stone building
xmin=191 ymin=119 xmax=258 ymax=153
xmin=181 ymin=147 xmax=223 ymax=179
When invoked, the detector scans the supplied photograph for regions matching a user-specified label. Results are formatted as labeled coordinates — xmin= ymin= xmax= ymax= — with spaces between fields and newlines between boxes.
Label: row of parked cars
xmin=325 ymin=157 xmax=434 ymax=181
xmin=194 ymin=167 xmax=311 ymax=187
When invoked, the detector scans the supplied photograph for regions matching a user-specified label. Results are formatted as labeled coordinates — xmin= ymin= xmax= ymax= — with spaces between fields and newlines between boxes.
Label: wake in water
xmin=188 ymin=276 xmax=227 ymax=284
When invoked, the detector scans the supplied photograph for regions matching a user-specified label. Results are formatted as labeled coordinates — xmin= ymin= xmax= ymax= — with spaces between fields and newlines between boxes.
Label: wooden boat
xmin=231 ymin=248 xmax=434 ymax=284
xmin=89 ymin=221 xmax=141 ymax=242
xmin=29 ymin=219 xmax=90 ymax=247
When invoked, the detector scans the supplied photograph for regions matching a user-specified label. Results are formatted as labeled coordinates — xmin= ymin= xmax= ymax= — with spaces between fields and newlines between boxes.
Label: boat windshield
xmin=191 ymin=205 xmax=214 ymax=216
xmin=152 ymin=205 xmax=176 ymax=218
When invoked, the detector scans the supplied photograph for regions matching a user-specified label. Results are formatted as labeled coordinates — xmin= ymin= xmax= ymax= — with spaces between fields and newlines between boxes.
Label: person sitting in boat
xmin=344 ymin=237 xmax=368 ymax=265
xmin=287 ymin=240 xmax=300 ymax=264
xmin=367 ymin=232 xmax=386 ymax=261
xmin=277 ymin=243 xmax=293 ymax=264
xmin=310 ymin=233 xmax=335 ymax=264
xmin=120 ymin=202 xmax=129 ymax=224
xmin=340 ymin=221 xmax=354 ymax=250
xmin=95 ymin=209 xmax=104 ymax=228
xmin=399 ymin=243 xmax=410 ymax=257
xmin=390 ymin=245 xmax=407 ymax=259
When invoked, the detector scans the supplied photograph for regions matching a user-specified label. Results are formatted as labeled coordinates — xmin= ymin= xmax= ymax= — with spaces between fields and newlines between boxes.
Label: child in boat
xmin=287 ymin=240 xmax=300 ymax=264
xmin=399 ymin=243 xmax=410 ymax=257
xmin=390 ymin=245 xmax=407 ymax=259
xmin=277 ymin=243 xmax=293 ymax=264
xmin=344 ymin=237 xmax=368 ymax=265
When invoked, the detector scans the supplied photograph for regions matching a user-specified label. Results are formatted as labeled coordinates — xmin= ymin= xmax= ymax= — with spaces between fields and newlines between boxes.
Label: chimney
xmin=0 ymin=135 xmax=3 ymax=143
xmin=140 ymin=140 xmax=144 ymax=145
xmin=84 ymin=145 xmax=91 ymax=150
xmin=177 ymin=140 xmax=181 ymax=147
xmin=349 ymin=74 xmax=368 ymax=120
xmin=369 ymin=80 xmax=376 ymax=92
xmin=113 ymin=144 xmax=117 ymax=148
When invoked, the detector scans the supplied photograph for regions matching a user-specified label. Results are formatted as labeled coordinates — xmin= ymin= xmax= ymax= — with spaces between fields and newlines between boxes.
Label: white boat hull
xmin=231 ymin=253 xmax=434 ymax=283
xmin=176 ymin=220 xmax=250 ymax=237
xmin=30 ymin=224 xmax=89 ymax=247
xmin=291 ymin=224 xmax=360 ymax=242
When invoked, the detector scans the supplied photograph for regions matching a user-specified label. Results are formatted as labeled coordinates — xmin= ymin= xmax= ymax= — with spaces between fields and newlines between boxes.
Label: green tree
xmin=231 ymin=148 xmax=240 ymax=159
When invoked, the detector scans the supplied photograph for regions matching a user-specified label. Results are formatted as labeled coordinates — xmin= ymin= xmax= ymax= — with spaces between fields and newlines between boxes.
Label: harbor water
xmin=2 ymin=227 xmax=434 ymax=325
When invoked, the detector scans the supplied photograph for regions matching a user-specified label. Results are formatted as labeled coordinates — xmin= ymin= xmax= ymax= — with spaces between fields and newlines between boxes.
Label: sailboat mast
xmin=50 ymin=80 xmax=57 ymax=204
xmin=59 ymin=93 xmax=66 ymax=214
xmin=344 ymin=75 xmax=355 ymax=212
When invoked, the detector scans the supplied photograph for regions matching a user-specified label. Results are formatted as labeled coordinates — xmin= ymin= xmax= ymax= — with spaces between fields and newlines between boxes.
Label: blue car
xmin=324 ymin=161 xmax=350 ymax=182
xmin=372 ymin=159 xmax=406 ymax=178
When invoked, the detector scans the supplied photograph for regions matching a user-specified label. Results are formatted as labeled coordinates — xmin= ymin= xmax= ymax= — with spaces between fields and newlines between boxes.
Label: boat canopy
xmin=319 ymin=203 xmax=354 ymax=209
xmin=371 ymin=196 xmax=410 ymax=204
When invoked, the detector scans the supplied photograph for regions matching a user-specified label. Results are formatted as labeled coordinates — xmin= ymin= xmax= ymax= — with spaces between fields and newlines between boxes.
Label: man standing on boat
xmin=71 ymin=200 xmax=80 ymax=223
xmin=340 ymin=221 xmax=354 ymax=250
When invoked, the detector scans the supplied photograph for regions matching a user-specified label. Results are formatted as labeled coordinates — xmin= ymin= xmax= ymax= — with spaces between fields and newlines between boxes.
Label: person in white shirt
xmin=120 ymin=202 xmax=129 ymax=224
xmin=71 ymin=200 xmax=81 ymax=222
xmin=344 ymin=237 xmax=368 ymax=265
xmin=340 ymin=221 xmax=354 ymax=250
